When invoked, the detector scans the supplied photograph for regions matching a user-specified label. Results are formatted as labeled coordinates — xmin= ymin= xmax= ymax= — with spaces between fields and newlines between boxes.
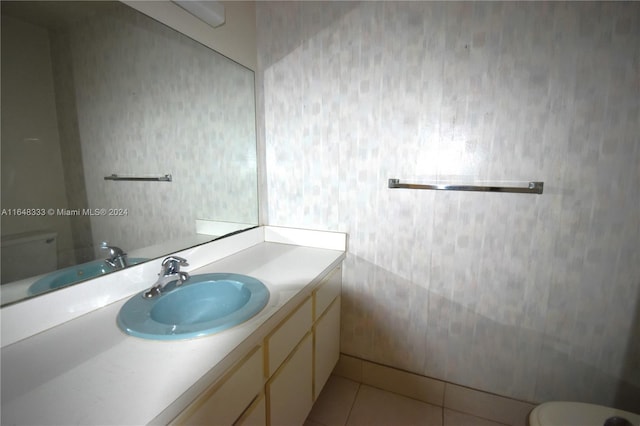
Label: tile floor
xmin=305 ymin=375 xmax=509 ymax=426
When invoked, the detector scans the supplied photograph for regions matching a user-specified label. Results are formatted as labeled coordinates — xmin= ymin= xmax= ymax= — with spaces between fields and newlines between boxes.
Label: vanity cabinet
xmin=171 ymin=266 xmax=342 ymax=426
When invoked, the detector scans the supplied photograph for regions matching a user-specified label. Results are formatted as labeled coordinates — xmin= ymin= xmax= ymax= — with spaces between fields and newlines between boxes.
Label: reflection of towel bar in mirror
xmin=104 ymin=174 xmax=172 ymax=182
xmin=388 ymin=179 xmax=544 ymax=194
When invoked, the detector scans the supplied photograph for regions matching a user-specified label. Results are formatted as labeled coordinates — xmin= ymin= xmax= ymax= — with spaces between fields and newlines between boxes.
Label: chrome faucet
xmin=101 ymin=242 xmax=128 ymax=269
xmin=143 ymin=256 xmax=190 ymax=299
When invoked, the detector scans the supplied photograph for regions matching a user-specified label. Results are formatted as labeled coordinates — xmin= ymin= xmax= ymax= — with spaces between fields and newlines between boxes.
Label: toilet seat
xmin=529 ymin=401 xmax=640 ymax=426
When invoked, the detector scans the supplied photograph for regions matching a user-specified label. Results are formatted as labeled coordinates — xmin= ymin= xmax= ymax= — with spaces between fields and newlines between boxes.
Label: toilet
xmin=1 ymin=230 xmax=58 ymax=283
xmin=529 ymin=401 xmax=640 ymax=426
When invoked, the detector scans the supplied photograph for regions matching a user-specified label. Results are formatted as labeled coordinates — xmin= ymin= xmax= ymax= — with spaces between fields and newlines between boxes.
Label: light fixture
xmin=171 ymin=0 xmax=225 ymax=28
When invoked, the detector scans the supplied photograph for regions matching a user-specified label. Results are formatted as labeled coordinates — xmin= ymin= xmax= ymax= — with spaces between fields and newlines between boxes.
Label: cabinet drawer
xmin=266 ymin=297 xmax=312 ymax=375
xmin=313 ymin=267 xmax=341 ymax=320
xmin=173 ymin=346 xmax=263 ymax=426
xmin=266 ymin=333 xmax=313 ymax=426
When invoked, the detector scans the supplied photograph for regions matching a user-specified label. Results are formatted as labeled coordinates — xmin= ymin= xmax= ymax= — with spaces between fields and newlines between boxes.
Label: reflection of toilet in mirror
xmin=529 ymin=401 xmax=640 ymax=426
xmin=0 ymin=230 xmax=57 ymax=283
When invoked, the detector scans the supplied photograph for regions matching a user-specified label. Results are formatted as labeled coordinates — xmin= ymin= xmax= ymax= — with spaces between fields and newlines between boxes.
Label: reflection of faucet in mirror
xmin=101 ymin=242 xmax=128 ymax=269
xmin=143 ymin=256 xmax=190 ymax=299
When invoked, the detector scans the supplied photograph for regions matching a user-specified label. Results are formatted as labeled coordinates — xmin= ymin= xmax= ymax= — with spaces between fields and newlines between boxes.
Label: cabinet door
xmin=313 ymin=297 xmax=341 ymax=399
xmin=172 ymin=346 xmax=263 ymax=426
xmin=267 ymin=333 xmax=313 ymax=426
xmin=265 ymin=298 xmax=312 ymax=376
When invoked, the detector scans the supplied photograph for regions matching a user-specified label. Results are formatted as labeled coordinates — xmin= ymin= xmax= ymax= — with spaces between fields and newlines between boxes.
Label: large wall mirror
xmin=0 ymin=1 xmax=259 ymax=306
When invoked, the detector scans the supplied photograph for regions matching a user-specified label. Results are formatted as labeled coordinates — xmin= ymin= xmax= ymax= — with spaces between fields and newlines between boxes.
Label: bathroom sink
xmin=28 ymin=258 xmax=147 ymax=296
xmin=117 ymin=273 xmax=270 ymax=340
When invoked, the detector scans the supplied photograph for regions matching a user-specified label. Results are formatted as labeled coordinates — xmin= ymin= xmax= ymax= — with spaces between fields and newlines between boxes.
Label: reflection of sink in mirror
xmin=117 ymin=273 xmax=269 ymax=340
xmin=28 ymin=258 xmax=147 ymax=296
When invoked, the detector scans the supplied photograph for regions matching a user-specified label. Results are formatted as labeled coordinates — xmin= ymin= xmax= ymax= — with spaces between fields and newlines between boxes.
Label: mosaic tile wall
xmin=54 ymin=3 xmax=258 ymax=253
xmin=257 ymin=1 xmax=640 ymax=409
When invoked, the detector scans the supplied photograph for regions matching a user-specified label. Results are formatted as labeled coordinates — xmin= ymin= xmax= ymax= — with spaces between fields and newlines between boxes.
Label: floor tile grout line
xmin=344 ymin=383 xmax=446 ymax=426
xmin=444 ymin=408 xmax=511 ymax=426
xmin=357 ymin=381 xmax=444 ymax=410
xmin=343 ymin=382 xmax=362 ymax=426
xmin=442 ymin=382 xmax=448 ymax=425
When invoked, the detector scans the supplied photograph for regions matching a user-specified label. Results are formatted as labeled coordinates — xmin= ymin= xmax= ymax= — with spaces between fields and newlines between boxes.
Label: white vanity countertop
xmin=1 ymin=228 xmax=346 ymax=425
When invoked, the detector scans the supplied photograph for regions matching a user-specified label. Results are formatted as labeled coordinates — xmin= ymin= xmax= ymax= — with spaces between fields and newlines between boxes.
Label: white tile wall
xmin=256 ymin=1 xmax=640 ymax=410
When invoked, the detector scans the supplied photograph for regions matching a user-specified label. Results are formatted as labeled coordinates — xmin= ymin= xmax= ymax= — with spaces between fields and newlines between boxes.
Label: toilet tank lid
xmin=530 ymin=401 xmax=640 ymax=426
xmin=1 ymin=230 xmax=57 ymax=247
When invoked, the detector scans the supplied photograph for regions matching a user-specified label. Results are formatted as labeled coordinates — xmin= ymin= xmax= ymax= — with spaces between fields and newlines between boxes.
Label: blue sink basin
xmin=28 ymin=258 xmax=147 ymax=296
xmin=117 ymin=273 xmax=269 ymax=340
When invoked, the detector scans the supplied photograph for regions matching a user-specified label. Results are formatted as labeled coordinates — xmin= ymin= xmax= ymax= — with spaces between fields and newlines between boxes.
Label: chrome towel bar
xmin=388 ymin=179 xmax=543 ymax=194
xmin=104 ymin=174 xmax=172 ymax=182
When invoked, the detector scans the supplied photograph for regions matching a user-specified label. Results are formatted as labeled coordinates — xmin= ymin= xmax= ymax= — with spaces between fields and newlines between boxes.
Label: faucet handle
xmin=101 ymin=241 xmax=126 ymax=256
xmin=162 ymin=256 xmax=188 ymax=267
xmin=160 ymin=256 xmax=189 ymax=275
